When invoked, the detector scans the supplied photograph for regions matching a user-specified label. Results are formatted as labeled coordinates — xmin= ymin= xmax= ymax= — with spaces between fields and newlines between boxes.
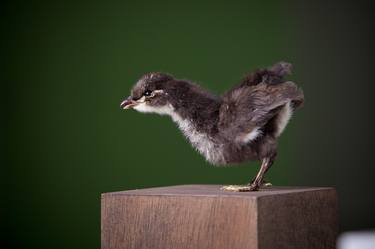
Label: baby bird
xmin=120 ymin=62 xmax=304 ymax=191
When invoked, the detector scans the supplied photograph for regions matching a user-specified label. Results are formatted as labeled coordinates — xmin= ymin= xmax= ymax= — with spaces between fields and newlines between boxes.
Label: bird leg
xmin=221 ymin=157 xmax=274 ymax=192
xmin=247 ymin=157 xmax=273 ymax=191
xmin=251 ymin=159 xmax=274 ymax=187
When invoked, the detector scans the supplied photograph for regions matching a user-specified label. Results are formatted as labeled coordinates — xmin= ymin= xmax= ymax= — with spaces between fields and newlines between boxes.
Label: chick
xmin=121 ymin=62 xmax=304 ymax=191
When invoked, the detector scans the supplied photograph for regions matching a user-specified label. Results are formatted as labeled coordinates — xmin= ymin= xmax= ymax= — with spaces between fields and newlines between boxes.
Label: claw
xmin=262 ymin=182 xmax=272 ymax=187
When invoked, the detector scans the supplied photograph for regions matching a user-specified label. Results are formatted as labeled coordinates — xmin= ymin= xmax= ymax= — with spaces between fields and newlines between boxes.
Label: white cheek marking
xmin=151 ymin=89 xmax=164 ymax=97
xmin=137 ymin=96 xmax=146 ymax=103
xmin=133 ymin=102 xmax=174 ymax=115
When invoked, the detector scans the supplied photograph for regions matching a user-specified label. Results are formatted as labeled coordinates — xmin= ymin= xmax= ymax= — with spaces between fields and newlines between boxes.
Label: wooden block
xmin=101 ymin=185 xmax=338 ymax=249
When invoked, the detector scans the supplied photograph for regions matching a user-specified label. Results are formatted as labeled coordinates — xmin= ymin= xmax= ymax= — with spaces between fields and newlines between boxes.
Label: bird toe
xmin=221 ymin=185 xmax=253 ymax=192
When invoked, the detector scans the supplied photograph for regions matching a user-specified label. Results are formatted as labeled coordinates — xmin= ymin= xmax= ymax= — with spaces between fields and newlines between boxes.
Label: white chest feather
xmin=133 ymin=103 xmax=225 ymax=164
xmin=171 ymin=116 xmax=225 ymax=164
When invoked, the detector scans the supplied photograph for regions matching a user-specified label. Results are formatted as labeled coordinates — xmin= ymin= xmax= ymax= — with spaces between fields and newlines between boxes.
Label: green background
xmin=2 ymin=0 xmax=374 ymax=248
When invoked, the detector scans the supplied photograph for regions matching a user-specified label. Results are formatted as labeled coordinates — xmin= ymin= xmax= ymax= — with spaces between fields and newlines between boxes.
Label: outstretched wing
xmin=218 ymin=81 xmax=304 ymax=143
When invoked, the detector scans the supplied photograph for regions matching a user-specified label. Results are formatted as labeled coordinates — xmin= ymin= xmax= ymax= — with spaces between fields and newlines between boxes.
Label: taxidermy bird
xmin=120 ymin=62 xmax=304 ymax=191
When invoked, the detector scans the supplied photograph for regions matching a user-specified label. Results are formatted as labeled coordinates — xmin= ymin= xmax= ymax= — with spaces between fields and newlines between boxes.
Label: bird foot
xmin=221 ymin=184 xmax=259 ymax=192
xmin=221 ymin=179 xmax=272 ymax=192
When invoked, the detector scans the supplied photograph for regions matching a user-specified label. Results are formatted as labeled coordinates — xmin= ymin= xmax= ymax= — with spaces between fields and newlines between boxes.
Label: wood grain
xmin=101 ymin=185 xmax=338 ymax=249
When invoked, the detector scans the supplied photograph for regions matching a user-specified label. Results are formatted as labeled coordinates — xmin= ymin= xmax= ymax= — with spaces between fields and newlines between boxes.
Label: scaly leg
xmin=251 ymin=157 xmax=275 ymax=187
xmin=247 ymin=157 xmax=274 ymax=191
xmin=221 ymin=157 xmax=274 ymax=192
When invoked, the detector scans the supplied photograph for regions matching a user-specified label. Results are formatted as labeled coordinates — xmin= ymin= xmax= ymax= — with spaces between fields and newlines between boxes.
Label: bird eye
xmin=143 ymin=90 xmax=152 ymax=96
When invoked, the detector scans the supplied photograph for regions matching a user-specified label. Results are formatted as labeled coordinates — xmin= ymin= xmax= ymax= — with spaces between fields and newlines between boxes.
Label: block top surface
xmin=102 ymin=185 xmax=335 ymax=199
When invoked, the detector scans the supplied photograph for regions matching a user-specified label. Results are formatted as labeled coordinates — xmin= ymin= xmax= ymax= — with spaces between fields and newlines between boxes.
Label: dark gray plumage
xmin=120 ymin=62 xmax=304 ymax=191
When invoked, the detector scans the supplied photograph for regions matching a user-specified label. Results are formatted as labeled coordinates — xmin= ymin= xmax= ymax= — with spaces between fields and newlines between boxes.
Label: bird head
xmin=120 ymin=72 xmax=175 ymax=114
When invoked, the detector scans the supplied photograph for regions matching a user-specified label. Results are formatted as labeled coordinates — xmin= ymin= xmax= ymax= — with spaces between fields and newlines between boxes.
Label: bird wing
xmin=218 ymin=81 xmax=304 ymax=143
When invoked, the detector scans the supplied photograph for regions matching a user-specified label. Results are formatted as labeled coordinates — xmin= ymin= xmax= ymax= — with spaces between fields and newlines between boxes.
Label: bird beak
xmin=120 ymin=96 xmax=137 ymax=109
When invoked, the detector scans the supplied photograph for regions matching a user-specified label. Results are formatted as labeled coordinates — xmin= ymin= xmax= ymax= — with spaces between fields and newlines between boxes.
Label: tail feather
xmin=241 ymin=61 xmax=292 ymax=86
xmin=269 ymin=61 xmax=292 ymax=77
